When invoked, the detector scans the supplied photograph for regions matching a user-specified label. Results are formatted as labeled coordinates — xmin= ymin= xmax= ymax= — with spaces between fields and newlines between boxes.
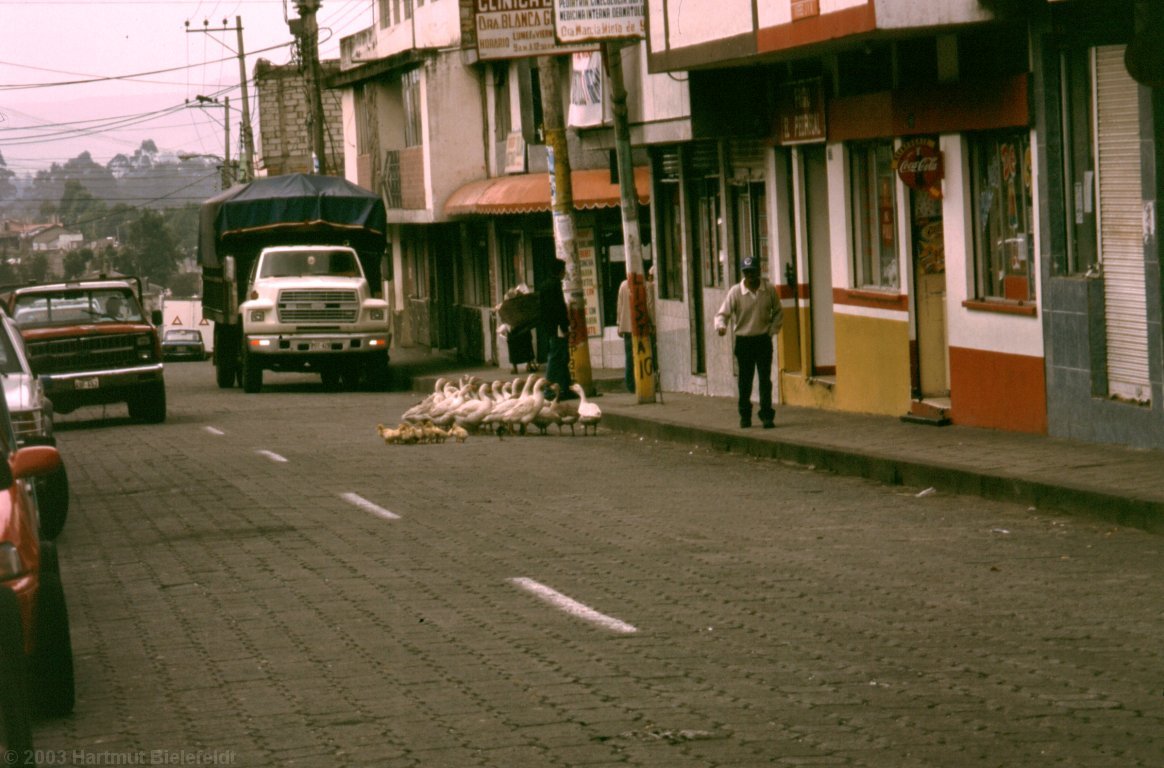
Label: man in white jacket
xmin=715 ymin=256 xmax=783 ymax=428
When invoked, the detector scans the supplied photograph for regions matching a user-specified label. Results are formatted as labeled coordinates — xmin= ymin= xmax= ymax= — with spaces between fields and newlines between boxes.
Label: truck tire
xmin=214 ymin=327 xmax=238 ymax=389
xmin=0 ymin=587 xmax=35 ymax=765
xmin=35 ymin=463 xmax=69 ymax=541
xmin=128 ymin=381 xmax=166 ymax=423
xmin=29 ymin=543 xmax=74 ymax=718
xmin=241 ymin=346 xmax=262 ymax=393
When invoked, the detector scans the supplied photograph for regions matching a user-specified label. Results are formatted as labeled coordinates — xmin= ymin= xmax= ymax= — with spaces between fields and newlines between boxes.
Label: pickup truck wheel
xmin=128 ymin=382 xmax=166 ymax=423
xmin=0 ymin=587 xmax=34 ymax=764
xmin=241 ymin=347 xmax=262 ymax=393
xmin=35 ymin=464 xmax=69 ymax=541
xmin=366 ymin=352 xmax=390 ymax=391
xmin=29 ymin=543 xmax=74 ymax=718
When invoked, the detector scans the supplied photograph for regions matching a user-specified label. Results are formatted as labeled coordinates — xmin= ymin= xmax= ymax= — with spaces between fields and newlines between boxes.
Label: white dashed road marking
xmin=204 ymin=426 xmax=225 ymax=436
xmin=510 ymin=577 xmax=637 ymax=634
xmin=340 ymin=492 xmax=400 ymax=521
xmin=256 ymin=450 xmax=288 ymax=463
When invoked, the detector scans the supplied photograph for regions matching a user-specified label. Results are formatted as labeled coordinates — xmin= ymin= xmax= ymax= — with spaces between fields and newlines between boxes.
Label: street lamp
xmin=178 ymin=153 xmax=236 ymax=191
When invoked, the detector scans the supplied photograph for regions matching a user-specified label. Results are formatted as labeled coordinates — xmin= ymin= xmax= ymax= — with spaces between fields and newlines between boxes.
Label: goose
xmin=571 ymin=383 xmax=602 ymax=436
xmin=402 ymin=378 xmax=454 ymax=424
xmin=531 ymin=383 xmax=562 ymax=435
xmin=454 ymin=382 xmax=495 ymax=433
xmin=506 ymin=376 xmax=548 ymax=435
xmin=483 ymin=374 xmax=536 ymax=437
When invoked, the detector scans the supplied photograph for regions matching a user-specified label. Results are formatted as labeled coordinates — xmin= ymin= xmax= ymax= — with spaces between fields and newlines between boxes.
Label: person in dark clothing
xmin=538 ymin=258 xmax=573 ymax=398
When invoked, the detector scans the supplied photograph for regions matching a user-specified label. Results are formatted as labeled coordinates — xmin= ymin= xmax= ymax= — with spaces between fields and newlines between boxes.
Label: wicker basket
xmin=498 ymin=292 xmax=540 ymax=333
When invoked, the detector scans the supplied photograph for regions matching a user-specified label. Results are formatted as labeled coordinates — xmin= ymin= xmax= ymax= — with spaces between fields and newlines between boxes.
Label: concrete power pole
xmin=537 ymin=55 xmax=594 ymax=395
xmin=292 ymin=0 xmax=328 ymax=175
xmin=603 ymin=41 xmax=655 ymax=403
xmin=235 ymin=17 xmax=255 ymax=181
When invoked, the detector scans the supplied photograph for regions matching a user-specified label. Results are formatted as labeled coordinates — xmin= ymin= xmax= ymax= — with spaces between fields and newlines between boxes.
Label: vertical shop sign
xmin=576 ymin=227 xmax=600 ymax=336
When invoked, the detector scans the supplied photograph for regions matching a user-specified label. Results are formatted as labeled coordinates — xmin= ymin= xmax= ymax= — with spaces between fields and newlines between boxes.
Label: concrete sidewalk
xmin=391 ymin=348 xmax=1164 ymax=534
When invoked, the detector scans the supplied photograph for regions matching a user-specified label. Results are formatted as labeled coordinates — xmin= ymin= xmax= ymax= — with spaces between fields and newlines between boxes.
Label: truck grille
xmin=26 ymin=334 xmax=146 ymax=374
xmin=277 ymin=290 xmax=359 ymax=323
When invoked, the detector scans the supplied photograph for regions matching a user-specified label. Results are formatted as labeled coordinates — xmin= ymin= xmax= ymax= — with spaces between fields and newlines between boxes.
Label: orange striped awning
xmin=444 ymin=167 xmax=649 ymax=216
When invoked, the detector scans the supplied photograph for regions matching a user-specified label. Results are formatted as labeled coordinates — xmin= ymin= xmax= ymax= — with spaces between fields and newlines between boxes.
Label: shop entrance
xmin=910 ymin=186 xmax=948 ymax=398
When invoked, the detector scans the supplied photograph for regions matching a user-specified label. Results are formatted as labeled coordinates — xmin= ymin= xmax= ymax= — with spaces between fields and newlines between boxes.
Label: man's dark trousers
xmin=734 ymin=333 xmax=774 ymax=424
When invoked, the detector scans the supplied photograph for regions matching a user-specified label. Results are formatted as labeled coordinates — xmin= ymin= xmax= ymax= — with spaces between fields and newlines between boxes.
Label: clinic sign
xmin=475 ymin=0 xmax=594 ymax=60
xmin=553 ymin=0 xmax=645 ymax=43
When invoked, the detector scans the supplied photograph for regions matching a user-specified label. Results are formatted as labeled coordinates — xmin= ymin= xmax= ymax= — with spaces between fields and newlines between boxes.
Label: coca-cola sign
xmin=893 ymin=138 xmax=943 ymax=198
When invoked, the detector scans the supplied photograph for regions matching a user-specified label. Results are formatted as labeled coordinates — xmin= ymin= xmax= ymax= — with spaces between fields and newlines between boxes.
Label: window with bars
xmin=652 ymin=149 xmax=682 ymax=300
xmin=403 ymin=68 xmax=422 ymax=148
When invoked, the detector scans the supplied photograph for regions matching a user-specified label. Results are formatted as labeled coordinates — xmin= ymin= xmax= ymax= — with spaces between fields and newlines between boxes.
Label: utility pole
xmin=184 ymin=95 xmax=232 ymax=190
xmin=603 ymin=40 xmax=655 ymax=403
xmin=235 ymin=17 xmax=255 ymax=181
xmin=538 ymin=54 xmax=594 ymax=395
xmin=185 ymin=17 xmax=255 ymax=181
xmin=291 ymin=0 xmax=328 ymax=175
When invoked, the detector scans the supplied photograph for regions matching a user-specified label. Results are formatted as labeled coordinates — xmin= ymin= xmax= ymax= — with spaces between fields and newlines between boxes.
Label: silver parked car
xmin=0 ymin=309 xmax=69 ymax=540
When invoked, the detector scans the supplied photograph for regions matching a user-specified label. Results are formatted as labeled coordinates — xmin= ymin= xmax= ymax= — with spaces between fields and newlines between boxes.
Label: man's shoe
xmin=739 ymin=418 xmax=751 ymax=428
xmin=761 ymin=420 xmax=775 ymax=429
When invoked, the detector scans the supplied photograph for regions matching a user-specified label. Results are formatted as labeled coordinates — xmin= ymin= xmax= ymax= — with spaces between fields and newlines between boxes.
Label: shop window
xmin=970 ymin=130 xmax=1035 ymax=302
xmin=849 ymin=142 xmax=900 ymax=290
xmin=1060 ymin=47 xmax=1099 ymax=276
xmin=403 ymin=68 xmax=422 ymax=148
xmin=653 ymin=149 xmax=682 ymax=300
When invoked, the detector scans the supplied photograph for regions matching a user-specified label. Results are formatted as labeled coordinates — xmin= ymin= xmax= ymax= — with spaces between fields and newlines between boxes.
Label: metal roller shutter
xmin=1096 ymin=45 xmax=1151 ymax=404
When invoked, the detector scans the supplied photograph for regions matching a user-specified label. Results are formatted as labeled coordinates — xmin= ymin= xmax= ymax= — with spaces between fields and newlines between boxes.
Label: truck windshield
xmin=259 ymin=250 xmax=361 ymax=278
xmin=12 ymin=289 xmax=144 ymax=326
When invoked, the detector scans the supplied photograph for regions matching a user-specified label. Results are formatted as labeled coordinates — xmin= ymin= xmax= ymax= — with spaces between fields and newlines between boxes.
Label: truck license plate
xmin=309 ymin=341 xmax=333 ymax=351
xmin=75 ymin=377 xmax=99 ymax=390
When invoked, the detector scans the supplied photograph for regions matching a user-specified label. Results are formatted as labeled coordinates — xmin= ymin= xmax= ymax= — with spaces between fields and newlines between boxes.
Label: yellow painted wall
xmin=833 ymin=313 xmax=912 ymax=415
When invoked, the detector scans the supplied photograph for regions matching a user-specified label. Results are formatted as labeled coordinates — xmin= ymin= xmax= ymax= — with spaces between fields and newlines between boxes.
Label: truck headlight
xmin=250 ymin=309 xmax=266 ymax=322
xmin=369 ymin=309 xmax=385 ymax=321
xmin=0 ymin=542 xmax=25 ymax=580
xmin=136 ymin=334 xmax=154 ymax=360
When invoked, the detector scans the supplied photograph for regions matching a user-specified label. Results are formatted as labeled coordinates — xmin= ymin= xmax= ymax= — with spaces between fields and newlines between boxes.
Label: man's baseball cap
xmin=741 ymin=256 xmax=760 ymax=272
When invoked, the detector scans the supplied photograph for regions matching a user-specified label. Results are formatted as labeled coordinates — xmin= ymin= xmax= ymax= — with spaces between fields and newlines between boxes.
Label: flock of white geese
xmin=377 ymin=373 xmax=602 ymax=444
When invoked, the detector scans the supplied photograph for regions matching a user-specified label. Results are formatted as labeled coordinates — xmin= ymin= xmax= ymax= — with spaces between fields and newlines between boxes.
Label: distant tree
xmin=117 ymin=209 xmax=178 ymax=284
xmin=26 ymin=253 xmax=49 ymax=283
xmin=58 ymin=180 xmax=108 ymax=240
xmin=168 ymin=271 xmax=202 ymax=297
xmin=0 ymin=152 xmax=15 ymax=201
xmin=64 ymin=247 xmax=93 ymax=280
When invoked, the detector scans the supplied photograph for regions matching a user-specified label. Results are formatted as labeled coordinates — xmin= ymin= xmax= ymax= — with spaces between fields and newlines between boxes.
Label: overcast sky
xmin=0 ymin=0 xmax=374 ymax=176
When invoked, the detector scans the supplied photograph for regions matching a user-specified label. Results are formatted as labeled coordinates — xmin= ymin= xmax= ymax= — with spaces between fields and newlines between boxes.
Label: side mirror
xmin=10 ymin=445 xmax=62 ymax=481
xmin=151 ymin=309 xmax=163 ymax=326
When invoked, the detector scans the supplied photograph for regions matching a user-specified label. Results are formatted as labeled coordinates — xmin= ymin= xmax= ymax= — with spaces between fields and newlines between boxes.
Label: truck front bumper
xmin=245 ymin=332 xmax=390 ymax=356
xmin=41 ymin=364 xmax=165 ymax=409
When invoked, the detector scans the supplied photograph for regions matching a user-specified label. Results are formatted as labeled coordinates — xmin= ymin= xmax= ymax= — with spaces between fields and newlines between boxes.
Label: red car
xmin=0 ymin=391 xmax=73 ymax=764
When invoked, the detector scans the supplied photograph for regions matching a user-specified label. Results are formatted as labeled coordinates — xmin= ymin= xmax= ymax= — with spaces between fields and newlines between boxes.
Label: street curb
xmin=601 ymin=411 xmax=1164 ymax=534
